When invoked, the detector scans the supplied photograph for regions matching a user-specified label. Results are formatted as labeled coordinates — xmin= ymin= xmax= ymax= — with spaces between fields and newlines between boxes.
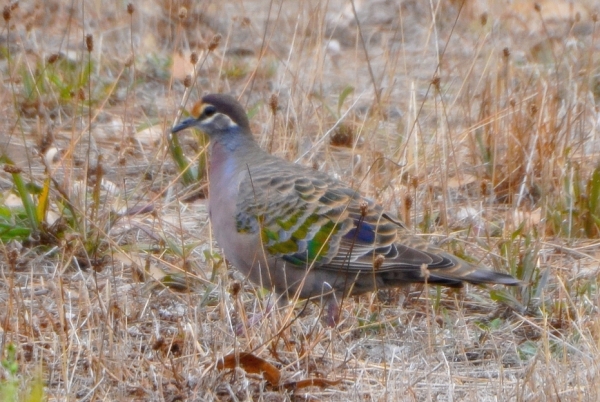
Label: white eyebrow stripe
xmin=200 ymin=111 xmax=239 ymax=129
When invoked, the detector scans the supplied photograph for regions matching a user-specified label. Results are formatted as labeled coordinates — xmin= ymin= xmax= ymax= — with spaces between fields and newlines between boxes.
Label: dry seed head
xmin=330 ymin=125 xmax=354 ymax=147
xmin=592 ymin=13 xmax=598 ymax=23
xmin=178 ymin=7 xmax=187 ymax=20
xmin=503 ymin=47 xmax=510 ymax=58
xmin=230 ymin=281 xmax=241 ymax=297
xmin=190 ymin=52 xmax=198 ymax=64
xmin=127 ymin=3 xmax=134 ymax=14
xmin=85 ymin=34 xmax=93 ymax=52
xmin=3 ymin=6 xmax=10 ymax=22
xmin=95 ymin=156 xmax=104 ymax=176
xmin=7 ymin=248 xmax=19 ymax=266
xmin=480 ymin=12 xmax=488 ymax=26
xmin=373 ymin=254 xmax=385 ymax=270
xmin=411 ymin=175 xmax=419 ymax=189
xmin=481 ymin=180 xmax=488 ymax=195
xmin=431 ymin=75 xmax=441 ymax=90
xmin=152 ymin=338 xmax=165 ymax=351
xmin=269 ymin=93 xmax=278 ymax=115
xmin=3 ymin=164 xmax=22 ymax=174
xmin=534 ymin=3 xmax=541 ymax=12
xmin=509 ymin=98 xmax=516 ymax=107
xmin=529 ymin=103 xmax=538 ymax=116
xmin=360 ymin=201 xmax=368 ymax=217
xmin=208 ymin=34 xmax=221 ymax=51
xmin=78 ymin=88 xmax=85 ymax=101
xmin=403 ymin=194 xmax=413 ymax=211
xmin=183 ymin=74 xmax=192 ymax=88
xmin=47 ymin=53 xmax=60 ymax=64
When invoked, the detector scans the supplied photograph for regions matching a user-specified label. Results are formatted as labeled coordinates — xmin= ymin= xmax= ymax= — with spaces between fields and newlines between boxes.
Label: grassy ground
xmin=1 ymin=0 xmax=600 ymax=400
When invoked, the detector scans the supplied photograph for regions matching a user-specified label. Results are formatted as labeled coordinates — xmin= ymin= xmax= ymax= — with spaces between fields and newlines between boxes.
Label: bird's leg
xmin=320 ymin=289 xmax=342 ymax=327
xmin=324 ymin=297 xmax=340 ymax=327
xmin=234 ymin=292 xmax=276 ymax=336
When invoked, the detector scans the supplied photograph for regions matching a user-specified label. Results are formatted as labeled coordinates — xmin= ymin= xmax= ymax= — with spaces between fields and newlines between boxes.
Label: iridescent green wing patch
xmin=259 ymin=211 xmax=344 ymax=264
xmin=235 ymin=159 xmax=373 ymax=267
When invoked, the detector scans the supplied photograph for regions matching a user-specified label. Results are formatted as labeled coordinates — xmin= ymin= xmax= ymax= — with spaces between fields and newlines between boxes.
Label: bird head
xmin=171 ymin=94 xmax=251 ymax=137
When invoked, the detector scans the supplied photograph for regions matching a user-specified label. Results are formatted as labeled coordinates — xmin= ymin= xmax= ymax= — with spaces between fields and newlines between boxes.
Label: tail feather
xmin=379 ymin=268 xmax=521 ymax=288
xmin=428 ymin=252 xmax=521 ymax=286
xmin=429 ymin=268 xmax=522 ymax=286
xmin=378 ymin=252 xmax=522 ymax=289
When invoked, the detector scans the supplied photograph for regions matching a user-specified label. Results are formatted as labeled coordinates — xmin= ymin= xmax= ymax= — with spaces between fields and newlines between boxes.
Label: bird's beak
xmin=171 ymin=117 xmax=197 ymax=134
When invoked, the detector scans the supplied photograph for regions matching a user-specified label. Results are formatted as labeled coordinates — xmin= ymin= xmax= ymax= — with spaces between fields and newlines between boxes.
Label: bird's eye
xmin=203 ymin=105 xmax=217 ymax=118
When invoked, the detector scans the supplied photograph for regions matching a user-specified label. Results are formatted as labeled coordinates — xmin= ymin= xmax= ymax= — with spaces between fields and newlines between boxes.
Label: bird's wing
xmin=234 ymin=158 xmax=451 ymax=273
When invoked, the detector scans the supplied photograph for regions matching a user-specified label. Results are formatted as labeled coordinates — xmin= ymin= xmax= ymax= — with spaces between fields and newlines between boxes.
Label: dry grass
xmin=1 ymin=0 xmax=600 ymax=400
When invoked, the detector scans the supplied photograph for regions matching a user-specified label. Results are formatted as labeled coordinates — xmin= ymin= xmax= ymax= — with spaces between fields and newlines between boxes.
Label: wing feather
xmin=234 ymin=156 xmax=452 ymax=274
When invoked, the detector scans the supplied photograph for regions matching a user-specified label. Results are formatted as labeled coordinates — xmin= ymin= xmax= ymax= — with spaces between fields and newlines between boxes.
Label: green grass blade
xmin=3 ymin=165 xmax=38 ymax=231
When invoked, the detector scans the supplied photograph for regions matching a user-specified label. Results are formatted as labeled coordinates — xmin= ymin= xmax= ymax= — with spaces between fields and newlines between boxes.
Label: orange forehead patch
xmin=191 ymin=101 xmax=206 ymax=118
